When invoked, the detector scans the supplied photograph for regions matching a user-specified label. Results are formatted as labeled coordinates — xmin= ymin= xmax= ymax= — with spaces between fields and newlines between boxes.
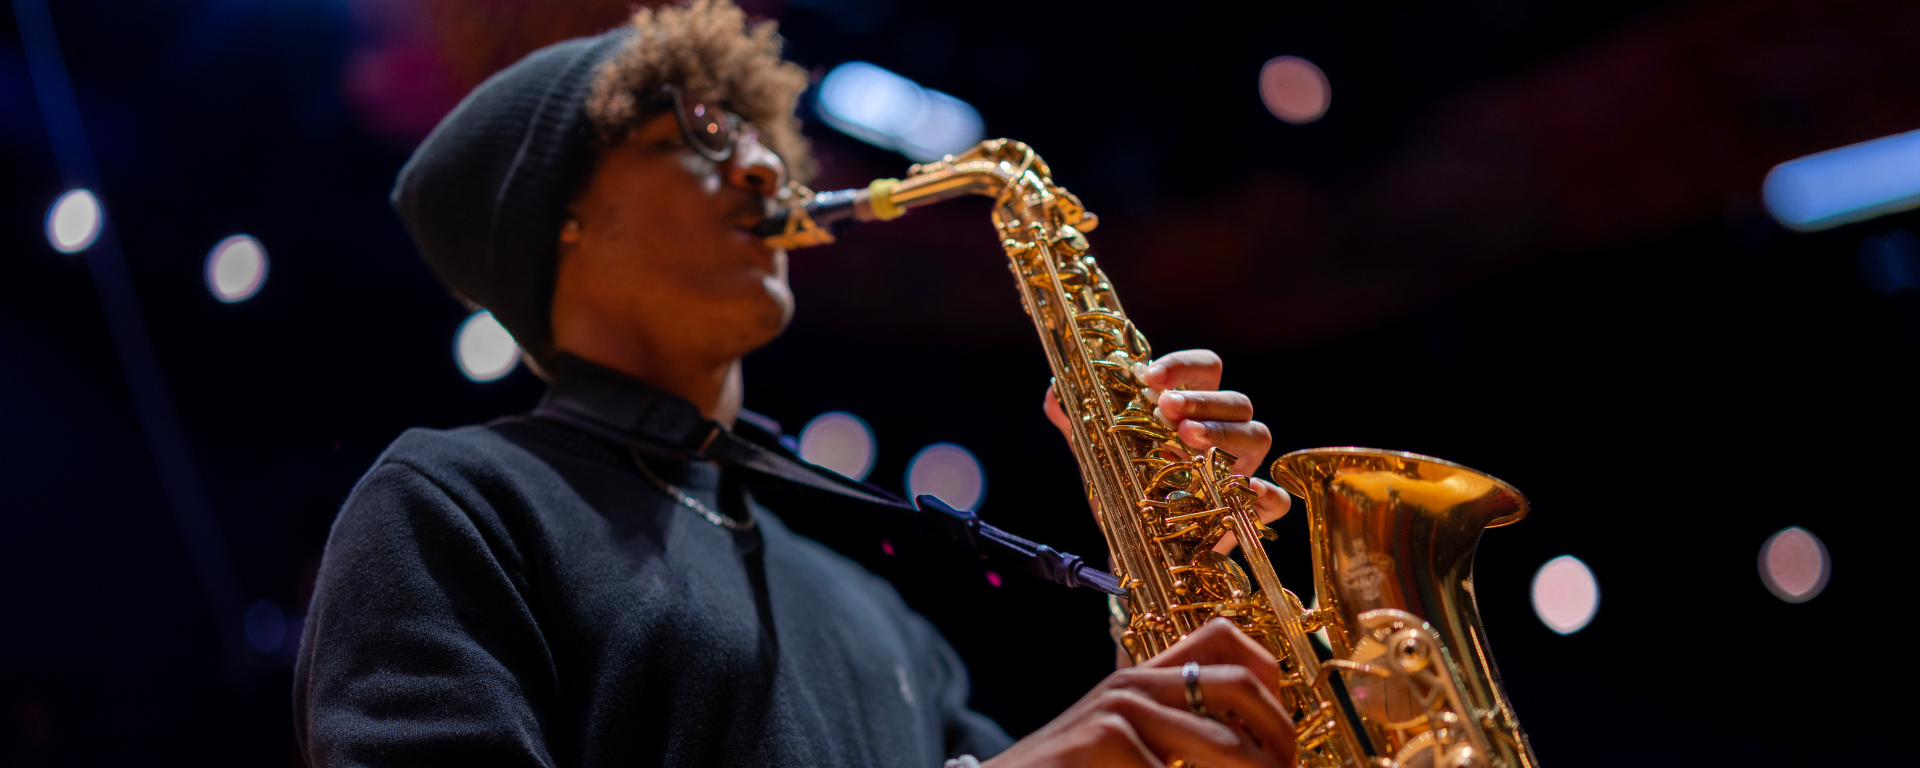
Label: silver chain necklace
xmin=628 ymin=450 xmax=755 ymax=531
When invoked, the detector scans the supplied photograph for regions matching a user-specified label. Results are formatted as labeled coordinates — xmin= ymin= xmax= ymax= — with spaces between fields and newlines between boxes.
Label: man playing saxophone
xmin=294 ymin=3 xmax=1297 ymax=766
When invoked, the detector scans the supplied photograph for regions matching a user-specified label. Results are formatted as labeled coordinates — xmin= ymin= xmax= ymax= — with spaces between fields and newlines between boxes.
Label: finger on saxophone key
xmin=1140 ymin=349 xmax=1224 ymax=391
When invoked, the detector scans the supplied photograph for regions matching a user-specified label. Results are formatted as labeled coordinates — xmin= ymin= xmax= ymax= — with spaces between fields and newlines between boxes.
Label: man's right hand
xmin=983 ymin=619 xmax=1299 ymax=768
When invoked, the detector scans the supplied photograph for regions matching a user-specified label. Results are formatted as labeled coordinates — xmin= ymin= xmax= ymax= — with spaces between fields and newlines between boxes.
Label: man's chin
xmin=757 ymin=280 xmax=795 ymax=335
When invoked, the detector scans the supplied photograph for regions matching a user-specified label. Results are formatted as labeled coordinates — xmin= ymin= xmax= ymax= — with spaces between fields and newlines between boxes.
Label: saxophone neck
xmin=752 ymin=139 xmax=1095 ymax=249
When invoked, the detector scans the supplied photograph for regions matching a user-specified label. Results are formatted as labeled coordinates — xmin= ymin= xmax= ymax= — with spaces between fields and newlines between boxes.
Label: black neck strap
xmin=529 ymin=399 xmax=1125 ymax=596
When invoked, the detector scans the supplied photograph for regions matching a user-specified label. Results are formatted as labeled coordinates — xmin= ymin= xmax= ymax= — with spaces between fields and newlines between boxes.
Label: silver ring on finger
xmin=1181 ymin=662 xmax=1211 ymax=718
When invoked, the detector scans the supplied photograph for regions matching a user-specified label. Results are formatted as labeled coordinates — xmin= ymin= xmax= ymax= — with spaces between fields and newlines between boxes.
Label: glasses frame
xmin=662 ymin=84 xmax=742 ymax=163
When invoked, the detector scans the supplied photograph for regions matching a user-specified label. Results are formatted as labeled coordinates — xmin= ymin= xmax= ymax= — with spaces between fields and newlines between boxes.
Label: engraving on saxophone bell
xmin=1338 ymin=538 xmax=1396 ymax=603
xmin=764 ymin=139 xmax=1539 ymax=768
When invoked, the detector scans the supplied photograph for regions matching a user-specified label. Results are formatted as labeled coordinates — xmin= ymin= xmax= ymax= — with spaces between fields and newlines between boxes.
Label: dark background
xmin=4 ymin=0 xmax=1916 ymax=765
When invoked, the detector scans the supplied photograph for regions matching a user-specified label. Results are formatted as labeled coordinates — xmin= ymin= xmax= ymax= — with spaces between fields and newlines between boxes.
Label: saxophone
xmin=758 ymin=139 xmax=1539 ymax=768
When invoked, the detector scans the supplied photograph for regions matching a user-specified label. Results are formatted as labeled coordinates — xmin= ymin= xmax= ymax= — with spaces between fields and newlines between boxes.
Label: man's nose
xmin=725 ymin=133 xmax=786 ymax=199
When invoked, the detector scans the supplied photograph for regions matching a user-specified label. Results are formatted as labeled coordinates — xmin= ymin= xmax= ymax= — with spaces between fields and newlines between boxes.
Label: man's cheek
xmin=671 ymin=152 xmax=724 ymax=194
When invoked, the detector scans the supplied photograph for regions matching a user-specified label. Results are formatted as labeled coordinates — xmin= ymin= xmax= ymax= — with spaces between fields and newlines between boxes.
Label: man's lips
xmin=737 ymin=214 xmax=778 ymax=242
xmin=732 ymin=218 xmax=780 ymax=254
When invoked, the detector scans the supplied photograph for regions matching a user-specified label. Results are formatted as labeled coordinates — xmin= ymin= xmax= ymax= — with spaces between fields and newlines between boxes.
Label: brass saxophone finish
xmin=1271 ymin=448 xmax=1538 ymax=768
xmin=768 ymin=139 xmax=1535 ymax=768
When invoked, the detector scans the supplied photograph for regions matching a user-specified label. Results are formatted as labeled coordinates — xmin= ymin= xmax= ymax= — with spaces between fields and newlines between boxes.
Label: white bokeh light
xmin=454 ymin=310 xmax=520 ymax=382
xmin=205 ymin=235 xmax=268 ymax=303
xmin=45 ymin=189 xmax=102 ymax=253
xmin=906 ymin=442 xmax=985 ymax=511
xmin=798 ymin=411 xmax=877 ymax=481
xmin=1760 ymin=526 xmax=1830 ymax=603
xmin=1530 ymin=555 xmax=1599 ymax=635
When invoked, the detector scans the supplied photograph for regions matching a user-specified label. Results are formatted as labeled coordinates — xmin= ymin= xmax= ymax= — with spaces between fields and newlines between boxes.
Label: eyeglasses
xmin=663 ymin=84 xmax=743 ymax=163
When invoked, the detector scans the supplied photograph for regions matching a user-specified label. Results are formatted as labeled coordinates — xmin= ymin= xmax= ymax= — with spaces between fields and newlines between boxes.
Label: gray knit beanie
xmin=391 ymin=28 xmax=635 ymax=363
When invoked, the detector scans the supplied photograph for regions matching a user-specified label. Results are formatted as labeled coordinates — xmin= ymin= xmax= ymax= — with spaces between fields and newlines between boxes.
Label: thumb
xmin=1043 ymin=385 xmax=1073 ymax=439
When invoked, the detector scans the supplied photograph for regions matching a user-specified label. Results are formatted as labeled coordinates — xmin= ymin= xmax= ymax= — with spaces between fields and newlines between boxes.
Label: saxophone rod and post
xmin=759 ymin=140 xmax=1537 ymax=768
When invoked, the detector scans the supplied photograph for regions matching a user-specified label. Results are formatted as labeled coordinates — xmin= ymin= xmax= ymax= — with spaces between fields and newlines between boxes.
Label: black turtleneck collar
xmin=538 ymin=354 xmax=785 ymax=456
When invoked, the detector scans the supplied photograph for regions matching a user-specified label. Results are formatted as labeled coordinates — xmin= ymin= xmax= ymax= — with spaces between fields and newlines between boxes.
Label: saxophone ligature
xmin=756 ymin=139 xmax=1540 ymax=768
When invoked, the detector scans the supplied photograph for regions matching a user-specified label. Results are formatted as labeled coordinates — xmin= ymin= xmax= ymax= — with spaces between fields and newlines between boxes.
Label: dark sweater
xmin=292 ymin=362 xmax=1012 ymax=767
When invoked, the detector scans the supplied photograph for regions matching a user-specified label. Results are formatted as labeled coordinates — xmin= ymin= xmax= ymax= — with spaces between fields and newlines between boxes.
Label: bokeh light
xmin=45 ymin=189 xmax=102 ymax=253
xmin=1764 ymin=128 xmax=1920 ymax=231
xmin=204 ymin=235 xmax=269 ymax=303
xmin=1530 ymin=555 xmax=1599 ymax=635
xmin=243 ymin=599 xmax=287 ymax=655
xmin=1759 ymin=526 xmax=1829 ymax=603
xmin=798 ymin=411 xmax=877 ymax=481
xmin=816 ymin=61 xmax=985 ymax=162
xmin=454 ymin=310 xmax=519 ymax=382
xmin=1259 ymin=56 xmax=1331 ymax=124
xmin=1857 ymin=229 xmax=1920 ymax=296
xmin=906 ymin=442 xmax=985 ymax=511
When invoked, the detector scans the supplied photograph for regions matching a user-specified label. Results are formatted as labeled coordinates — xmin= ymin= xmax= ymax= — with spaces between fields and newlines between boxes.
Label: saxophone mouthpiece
xmin=750 ymin=187 xmax=862 ymax=238
xmin=753 ymin=179 xmax=906 ymax=248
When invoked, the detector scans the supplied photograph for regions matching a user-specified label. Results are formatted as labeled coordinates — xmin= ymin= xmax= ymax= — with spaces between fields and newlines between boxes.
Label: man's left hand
xmin=1044 ymin=349 xmax=1292 ymax=546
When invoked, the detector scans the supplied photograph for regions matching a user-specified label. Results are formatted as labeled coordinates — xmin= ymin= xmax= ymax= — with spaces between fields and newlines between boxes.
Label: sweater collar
xmin=539 ymin=354 xmax=783 ymax=453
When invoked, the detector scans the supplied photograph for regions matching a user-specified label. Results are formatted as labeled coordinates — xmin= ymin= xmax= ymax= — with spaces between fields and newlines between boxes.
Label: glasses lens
xmin=679 ymin=95 xmax=733 ymax=159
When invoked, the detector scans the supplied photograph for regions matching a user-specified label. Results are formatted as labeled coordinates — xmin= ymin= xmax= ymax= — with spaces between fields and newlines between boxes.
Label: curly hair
xmin=585 ymin=0 xmax=816 ymax=183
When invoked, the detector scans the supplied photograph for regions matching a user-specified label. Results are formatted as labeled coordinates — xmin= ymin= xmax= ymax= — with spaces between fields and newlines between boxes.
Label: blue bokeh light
xmin=243 ymin=599 xmax=287 ymax=655
xmin=1857 ymin=229 xmax=1920 ymax=296
xmin=1764 ymin=129 xmax=1920 ymax=232
xmin=816 ymin=62 xmax=984 ymax=162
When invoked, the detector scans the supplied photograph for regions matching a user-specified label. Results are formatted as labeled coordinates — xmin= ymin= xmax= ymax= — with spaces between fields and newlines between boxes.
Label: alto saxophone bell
xmin=1272 ymin=448 xmax=1539 ymax=768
